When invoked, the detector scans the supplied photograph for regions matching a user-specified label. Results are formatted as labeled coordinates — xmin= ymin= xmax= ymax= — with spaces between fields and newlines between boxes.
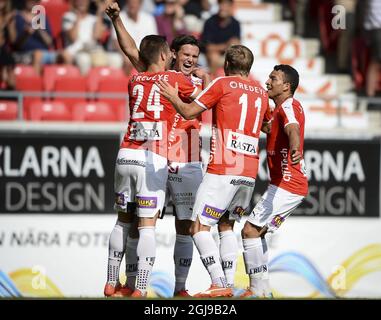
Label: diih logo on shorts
xmin=136 ymin=196 xmax=157 ymax=208
xmin=271 ymin=215 xmax=285 ymax=228
xmin=233 ymin=206 xmax=246 ymax=217
xmin=201 ymin=205 xmax=224 ymax=220
xmin=115 ymin=193 xmax=126 ymax=206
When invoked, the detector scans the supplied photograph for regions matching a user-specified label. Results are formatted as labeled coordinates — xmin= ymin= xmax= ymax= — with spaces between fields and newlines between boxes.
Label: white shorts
xmin=193 ymin=173 xmax=256 ymax=227
xmin=114 ymin=148 xmax=168 ymax=218
xmin=247 ymin=184 xmax=305 ymax=233
xmin=167 ymin=161 xmax=203 ymax=220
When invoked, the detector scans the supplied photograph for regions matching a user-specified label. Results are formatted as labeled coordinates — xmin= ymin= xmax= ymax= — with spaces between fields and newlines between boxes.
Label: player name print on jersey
xmin=229 ymin=81 xmax=267 ymax=96
xmin=226 ymin=131 xmax=259 ymax=156
xmin=132 ymin=74 xmax=169 ymax=82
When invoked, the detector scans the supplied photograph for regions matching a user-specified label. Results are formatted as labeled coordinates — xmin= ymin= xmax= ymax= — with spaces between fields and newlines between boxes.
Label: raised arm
xmin=105 ymin=2 xmax=145 ymax=72
xmin=156 ymin=80 xmax=204 ymax=120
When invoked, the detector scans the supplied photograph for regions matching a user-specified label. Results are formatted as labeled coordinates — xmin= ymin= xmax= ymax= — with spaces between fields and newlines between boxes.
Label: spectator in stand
xmin=0 ymin=0 xmax=16 ymax=90
xmin=335 ymin=0 xmax=357 ymax=73
xmin=111 ymin=0 xmax=158 ymax=75
xmin=62 ymin=0 xmax=122 ymax=74
xmin=294 ymin=0 xmax=309 ymax=37
xmin=363 ymin=0 xmax=381 ymax=97
xmin=180 ymin=0 xmax=210 ymax=38
xmin=13 ymin=0 xmax=59 ymax=74
xmin=200 ymin=0 xmax=240 ymax=75
xmin=155 ymin=0 xmax=188 ymax=45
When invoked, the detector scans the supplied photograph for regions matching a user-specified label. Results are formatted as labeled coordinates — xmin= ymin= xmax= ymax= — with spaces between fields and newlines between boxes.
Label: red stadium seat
xmin=54 ymin=76 xmax=87 ymax=108
xmin=72 ymin=102 xmax=119 ymax=122
xmin=14 ymin=65 xmax=39 ymax=78
xmin=0 ymin=101 xmax=18 ymax=120
xmin=27 ymin=101 xmax=72 ymax=121
xmin=87 ymin=67 xmax=127 ymax=92
xmin=15 ymin=75 xmax=44 ymax=116
xmin=97 ymin=76 xmax=129 ymax=121
xmin=43 ymin=65 xmax=81 ymax=92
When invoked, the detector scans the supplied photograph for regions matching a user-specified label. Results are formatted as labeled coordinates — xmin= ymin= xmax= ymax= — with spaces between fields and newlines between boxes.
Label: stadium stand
xmin=0 ymin=101 xmax=18 ymax=120
xmin=27 ymin=101 xmax=72 ymax=121
xmin=1 ymin=0 xmax=380 ymax=129
xmin=72 ymin=101 xmax=119 ymax=122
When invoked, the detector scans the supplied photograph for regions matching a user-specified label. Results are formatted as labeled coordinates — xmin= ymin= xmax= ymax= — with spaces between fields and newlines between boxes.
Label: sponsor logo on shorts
xmin=201 ymin=205 xmax=224 ymax=220
xmin=232 ymin=206 xmax=246 ymax=217
xmin=226 ymin=131 xmax=258 ymax=156
xmin=115 ymin=193 xmax=126 ymax=206
xmin=271 ymin=215 xmax=285 ymax=228
xmin=136 ymin=196 xmax=157 ymax=208
xmin=129 ymin=121 xmax=163 ymax=141
xmin=168 ymin=175 xmax=182 ymax=183
xmin=117 ymin=158 xmax=146 ymax=167
xmin=173 ymin=192 xmax=193 ymax=206
xmin=230 ymin=179 xmax=255 ymax=187
xmin=248 ymin=264 xmax=268 ymax=275
xmin=201 ymin=256 xmax=215 ymax=267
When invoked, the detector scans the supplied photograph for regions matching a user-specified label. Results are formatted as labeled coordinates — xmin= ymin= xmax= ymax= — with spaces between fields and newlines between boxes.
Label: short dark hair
xmin=170 ymin=34 xmax=200 ymax=53
xmin=139 ymin=35 xmax=169 ymax=66
xmin=218 ymin=0 xmax=233 ymax=4
xmin=273 ymin=64 xmax=299 ymax=94
xmin=225 ymin=45 xmax=254 ymax=76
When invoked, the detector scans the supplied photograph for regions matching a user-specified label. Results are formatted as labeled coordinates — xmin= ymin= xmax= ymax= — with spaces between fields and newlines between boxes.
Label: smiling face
xmin=173 ymin=44 xmax=200 ymax=76
xmin=265 ymin=69 xmax=289 ymax=99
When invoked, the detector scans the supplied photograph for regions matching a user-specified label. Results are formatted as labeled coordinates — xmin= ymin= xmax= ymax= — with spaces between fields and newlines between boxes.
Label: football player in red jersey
xmin=157 ymin=45 xmax=271 ymax=297
xmin=105 ymin=3 xmax=202 ymax=296
xmin=105 ymin=1 xmax=213 ymax=297
xmin=240 ymin=64 xmax=308 ymax=298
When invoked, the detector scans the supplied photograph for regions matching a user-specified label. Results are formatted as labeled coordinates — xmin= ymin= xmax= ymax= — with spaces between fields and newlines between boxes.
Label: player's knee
xmin=217 ymin=221 xmax=233 ymax=233
xmin=241 ymin=221 xmax=261 ymax=239
xmin=175 ymin=219 xmax=192 ymax=235
xmin=117 ymin=211 xmax=134 ymax=223
xmin=190 ymin=220 xmax=200 ymax=236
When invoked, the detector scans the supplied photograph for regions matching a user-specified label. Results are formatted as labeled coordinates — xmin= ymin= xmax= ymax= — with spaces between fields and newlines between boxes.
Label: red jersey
xmin=121 ymin=71 xmax=197 ymax=157
xmin=266 ymin=97 xmax=308 ymax=196
xmin=195 ymin=76 xmax=269 ymax=178
xmin=167 ymin=74 xmax=203 ymax=163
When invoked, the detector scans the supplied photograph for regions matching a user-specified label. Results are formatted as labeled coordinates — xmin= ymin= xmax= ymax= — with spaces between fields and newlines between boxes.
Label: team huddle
xmin=103 ymin=2 xmax=308 ymax=299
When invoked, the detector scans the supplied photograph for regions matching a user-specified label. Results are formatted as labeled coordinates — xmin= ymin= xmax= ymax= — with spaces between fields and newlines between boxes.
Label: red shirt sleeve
xmin=172 ymin=72 xmax=198 ymax=102
xmin=279 ymin=101 xmax=299 ymax=128
xmin=194 ymin=77 xmax=224 ymax=110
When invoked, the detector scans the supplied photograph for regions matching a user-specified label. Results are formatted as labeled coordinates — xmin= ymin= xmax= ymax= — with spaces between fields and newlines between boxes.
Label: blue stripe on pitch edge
xmin=0 ymin=270 xmax=22 ymax=297
xmin=269 ymin=252 xmax=336 ymax=297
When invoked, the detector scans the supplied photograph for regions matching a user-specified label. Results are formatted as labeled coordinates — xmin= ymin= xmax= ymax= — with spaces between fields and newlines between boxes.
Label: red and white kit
xmin=115 ymin=71 xmax=197 ymax=217
xmin=248 ymin=97 xmax=308 ymax=232
xmin=192 ymin=76 xmax=270 ymax=226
